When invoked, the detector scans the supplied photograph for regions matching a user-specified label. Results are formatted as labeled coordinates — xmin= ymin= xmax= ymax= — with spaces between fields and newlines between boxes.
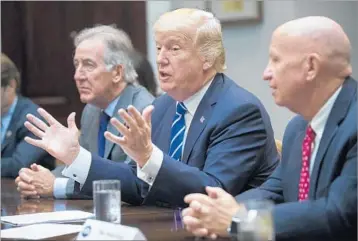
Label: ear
xmin=112 ymin=65 xmax=124 ymax=84
xmin=306 ymin=53 xmax=320 ymax=82
xmin=203 ymin=60 xmax=213 ymax=71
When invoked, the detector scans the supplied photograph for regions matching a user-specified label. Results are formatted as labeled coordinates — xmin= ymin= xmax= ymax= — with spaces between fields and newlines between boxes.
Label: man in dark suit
xmin=182 ymin=16 xmax=356 ymax=241
xmin=15 ymin=26 xmax=154 ymax=198
xmin=22 ymin=9 xmax=279 ymax=206
xmin=1 ymin=53 xmax=54 ymax=178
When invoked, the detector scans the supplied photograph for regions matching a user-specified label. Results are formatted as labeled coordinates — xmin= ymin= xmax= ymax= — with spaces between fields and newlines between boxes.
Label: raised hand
xmin=105 ymin=105 xmax=154 ymax=167
xmin=24 ymin=108 xmax=80 ymax=165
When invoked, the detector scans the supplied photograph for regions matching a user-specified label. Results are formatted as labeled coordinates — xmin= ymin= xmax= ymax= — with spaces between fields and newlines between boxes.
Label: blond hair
xmin=154 ymin=8 xmax=226 ymax=72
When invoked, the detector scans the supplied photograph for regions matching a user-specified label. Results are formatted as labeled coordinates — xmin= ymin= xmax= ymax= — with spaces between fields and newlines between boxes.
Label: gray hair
xmin=73 ymin=25 xmax=138 ymax=83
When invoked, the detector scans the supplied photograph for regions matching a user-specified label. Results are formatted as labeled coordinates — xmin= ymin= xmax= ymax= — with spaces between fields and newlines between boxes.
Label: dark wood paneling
xmin=1 ymin=1 xmax=147 ymax=126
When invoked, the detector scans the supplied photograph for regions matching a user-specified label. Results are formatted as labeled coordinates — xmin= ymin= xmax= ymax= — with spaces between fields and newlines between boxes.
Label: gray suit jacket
xmin=53 ymin=84 xmax=154 ymax=198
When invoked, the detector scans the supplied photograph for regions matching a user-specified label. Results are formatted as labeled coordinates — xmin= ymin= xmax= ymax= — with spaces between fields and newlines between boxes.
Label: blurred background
xmin=2 ymin=0 xmax=357 ymax=140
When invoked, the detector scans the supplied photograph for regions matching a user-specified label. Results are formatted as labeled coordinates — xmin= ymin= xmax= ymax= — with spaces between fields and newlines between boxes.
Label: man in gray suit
xmin=15 ymin=25 xmax=154 ymax=199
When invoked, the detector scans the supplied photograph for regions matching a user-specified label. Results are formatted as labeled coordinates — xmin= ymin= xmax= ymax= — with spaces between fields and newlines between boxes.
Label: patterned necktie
xmin=98 ymin=111 xmax=110 ymax=158
xmin=298 ymin=125 xmax=316 ymax=201
xmin=168 ymin=102 xmax=187 ymax=161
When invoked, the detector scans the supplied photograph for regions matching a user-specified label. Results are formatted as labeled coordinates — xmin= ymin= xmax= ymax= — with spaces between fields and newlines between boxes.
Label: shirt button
xmin=73 ymin=174 xmax=77 ymax=178
xmin=148 ymin=176 xmax=153 ymax=182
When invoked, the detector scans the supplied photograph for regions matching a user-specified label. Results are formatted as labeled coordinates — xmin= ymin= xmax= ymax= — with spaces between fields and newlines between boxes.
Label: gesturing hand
xmin=24 ymin=108 xmax=80 ymax=165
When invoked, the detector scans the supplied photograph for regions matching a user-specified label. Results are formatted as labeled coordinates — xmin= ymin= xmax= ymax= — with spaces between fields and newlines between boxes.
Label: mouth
xmin=158 ymin=71 xmax=171 ymax=81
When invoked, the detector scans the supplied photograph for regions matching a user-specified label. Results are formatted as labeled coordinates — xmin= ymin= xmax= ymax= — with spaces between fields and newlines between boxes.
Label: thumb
xmin=30 ymin=163 xmax=39 ymax=171
xmin=67 ymin=112 xmax=78 ymax=131
xmin=143 ymin=105 xmax=154 ymax=127
xmin=206 ymin=186 xmax=227 ymax=199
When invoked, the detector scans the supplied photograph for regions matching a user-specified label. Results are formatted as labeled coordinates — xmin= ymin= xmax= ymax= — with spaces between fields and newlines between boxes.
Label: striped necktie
xmin=168 ymin=102 xmax=187 ymax=161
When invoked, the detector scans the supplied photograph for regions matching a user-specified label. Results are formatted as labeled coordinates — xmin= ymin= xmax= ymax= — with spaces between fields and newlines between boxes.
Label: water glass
xmin=93 ymin=180 xmax=121 ymax=224
xmin=238 ymin=200 xmax=274 ymax=241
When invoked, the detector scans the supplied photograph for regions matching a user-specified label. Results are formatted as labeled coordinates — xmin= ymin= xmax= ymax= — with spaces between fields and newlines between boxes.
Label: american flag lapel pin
xmin=200 ymin=116 xmax=205 ymax=123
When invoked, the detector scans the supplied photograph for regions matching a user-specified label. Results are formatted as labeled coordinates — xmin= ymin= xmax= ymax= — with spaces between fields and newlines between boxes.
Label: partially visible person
xmin=182 ymin=16 xmax=356 ymax=241
xmin=1 ymin=53 xmax=55 ymax=178
xmin=22 ymin=8 xmax=279 ymax=207
xmin=131 ymin=50 xmax=158 ymax=96
xmin=15 ymin=25 xmax=154 ymax=199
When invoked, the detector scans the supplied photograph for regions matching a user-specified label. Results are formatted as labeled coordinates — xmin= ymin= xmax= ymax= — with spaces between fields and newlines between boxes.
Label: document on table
xmin=1 ymin=223 xmax=83 ymax=240
xmin=1 ymin=210 xmax=94 ymax=226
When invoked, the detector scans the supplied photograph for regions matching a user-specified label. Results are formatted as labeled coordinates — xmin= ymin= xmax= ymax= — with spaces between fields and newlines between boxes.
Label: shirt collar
xmin=2 ymin=96 xmax=18 ymax=119
xmin=310 ymin=86 xmax=342 ymax=137
xmin=103 ymin=95 xmax=121 ymax=117
xmin=182 ymin=78 xmax=214 ymax=117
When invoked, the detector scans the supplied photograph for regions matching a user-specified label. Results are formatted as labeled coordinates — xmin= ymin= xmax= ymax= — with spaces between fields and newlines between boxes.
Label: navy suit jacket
xmin=236 ymin=77 xmax=357 ymax=241
xmin=81 ymin=73 xmax=279 ymax=206
xmin=1 ymin=96 xmax=55 ymax=178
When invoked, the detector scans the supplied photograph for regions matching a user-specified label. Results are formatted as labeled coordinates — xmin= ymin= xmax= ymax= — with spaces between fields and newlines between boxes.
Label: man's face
xmin=1 ymin=81 xmax=16 ymax=115
xmin=155 ymin=29 xmax=206 ymax=101
xmin=73 ymin=39 xmax=114 ymax=107
xmin=263 ymin=32 xmax=308 ymax=110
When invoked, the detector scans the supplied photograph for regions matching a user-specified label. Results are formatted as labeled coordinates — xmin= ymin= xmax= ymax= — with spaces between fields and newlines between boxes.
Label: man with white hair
xmin=23 ymin=9 xmax=279 ymax=206
xmin=15 ymin=25 xmax=154 ymax=199
xmin=182 ymin=16 xmax=356 ymax=241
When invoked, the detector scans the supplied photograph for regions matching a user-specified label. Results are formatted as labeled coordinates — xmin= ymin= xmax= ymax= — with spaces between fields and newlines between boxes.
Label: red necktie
xmin=298 ymin=125 xmax=316 ymax=201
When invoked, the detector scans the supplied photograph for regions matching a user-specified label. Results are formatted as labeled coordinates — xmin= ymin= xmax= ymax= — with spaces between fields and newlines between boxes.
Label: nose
xmin=74 ymin=66 xmax=85 ymax=81
xmin=263 ymin=65 xmax=273 ymax=81
xmin=156 ymin=49 xmax=169 ymax=65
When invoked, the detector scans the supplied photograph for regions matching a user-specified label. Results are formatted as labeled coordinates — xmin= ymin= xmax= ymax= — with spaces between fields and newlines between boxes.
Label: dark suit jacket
xmin=53 ymin=84 xmax=154 ymax=198
xmin=236 ymin=77 xmax=357 ymax=241
xmin=1 ymin=96 xmax=54 ymax=178
xmin=80 ymin=73 xmax=279 ymax=207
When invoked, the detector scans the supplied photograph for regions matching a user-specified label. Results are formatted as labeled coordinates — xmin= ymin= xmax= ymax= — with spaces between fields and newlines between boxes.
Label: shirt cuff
xmin=137 ymin=144 xmax=164 ymax=186
xmin=62 ymin=147 xmax=91 ymax=186
xmin=53 ymin=178 xmax=69 ymax=199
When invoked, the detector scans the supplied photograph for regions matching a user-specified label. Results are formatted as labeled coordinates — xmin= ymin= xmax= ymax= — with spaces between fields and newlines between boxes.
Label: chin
xmin=79 ymin=95 xmax=92 ymax=104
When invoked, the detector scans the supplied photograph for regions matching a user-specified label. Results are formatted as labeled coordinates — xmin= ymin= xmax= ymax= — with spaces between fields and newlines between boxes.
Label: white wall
xmin=146 ymin=1 xmax=358 ymax=139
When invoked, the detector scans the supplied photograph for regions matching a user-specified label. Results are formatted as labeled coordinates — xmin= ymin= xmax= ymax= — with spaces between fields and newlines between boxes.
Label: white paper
xmin=1 ymin=223 xmax=83 ymax=240
xmin=1 ymin=210 xmax=94 ymax=226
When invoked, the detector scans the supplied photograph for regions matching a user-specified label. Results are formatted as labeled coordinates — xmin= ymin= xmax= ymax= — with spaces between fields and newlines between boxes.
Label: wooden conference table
xmin=1 ymin=178 xmax=215 ymax=241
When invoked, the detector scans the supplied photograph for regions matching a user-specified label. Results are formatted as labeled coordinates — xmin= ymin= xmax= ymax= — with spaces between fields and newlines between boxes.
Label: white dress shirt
xmin=61 ymin=79 xmax=213 ymax=188
xmin=309 ymin=86 xmax=342 ymax=174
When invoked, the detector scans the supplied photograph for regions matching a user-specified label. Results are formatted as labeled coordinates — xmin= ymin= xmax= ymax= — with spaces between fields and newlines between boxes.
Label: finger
xmin=24 ymin=137 xmax=45 ymax=150
xmin=104 ymin=131 xmax=127 ymax=146
xmin=142 ymin=105 xmax=154 ymax=127
xmin=118 ymin=109 xmax=138 ymax=131
xmin=192 ymin=228 xmax=209 ymax=237
xmin=18 ymin=169 xmax=34 ymax=183
xmin=26 ymin=114 xmax=49 ymax=132
xmin=184 ymin=193 xmax=213 ymax=206
xmin=15 ymin=176 xmax=21 ymax=185
xmin=37 ymin=108 xmax=61 ymax=126
xmin=110 ymin=117 xmax=130 ymax=137
xmin=182 ymin=207 xmax=195 ymax=217
xmin=209 ymin=233 xmax=218 ymax=240
xmin=182 ymin=216 xmax=203 ymax=230
xmin=67 ymin=112 xmax=78 ymax=131
xmin=17 ymin=181 xmax=36 ymax=191
xmin=127 ymin=105 xmax=145 ymax=127
xmin=24 ymin=121 xmax=45 ymax=139
xmin=21 ymin=193 xmax=40 ymax=199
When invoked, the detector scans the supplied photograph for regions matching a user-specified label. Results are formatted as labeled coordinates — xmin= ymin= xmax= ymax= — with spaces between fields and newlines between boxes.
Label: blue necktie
xmin=168 ymin=102 xmax=187 ymax=161
xmin=98 ymin=111 xmax=110 ymax=158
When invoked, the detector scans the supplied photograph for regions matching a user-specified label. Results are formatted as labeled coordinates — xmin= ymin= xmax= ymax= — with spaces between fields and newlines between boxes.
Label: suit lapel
xmin=1 ymin=97 xmax=24 ymax=152
xmin=86 ymin=108 xmax=101 ymax=154
xmin=153 ymin=100 xmax=176 ymax=154
xmin=309 ymin=77 xmax=357 ymax=196
xmin=182 ymin=74 xmax=224 ymax=164
xmin=104 ymin=85 xmax=135 ymax=159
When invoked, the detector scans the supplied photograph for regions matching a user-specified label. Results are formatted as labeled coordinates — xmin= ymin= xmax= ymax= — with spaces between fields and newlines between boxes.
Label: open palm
xmin=24 ymin=108 xmax=80 ymax=165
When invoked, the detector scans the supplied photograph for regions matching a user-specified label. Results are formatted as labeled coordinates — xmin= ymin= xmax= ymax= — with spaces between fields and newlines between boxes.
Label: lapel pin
xmin=6 ymin=131 xmax=12 ymax=138
xmin=200 ymin=116 xmax=205 ymax=123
